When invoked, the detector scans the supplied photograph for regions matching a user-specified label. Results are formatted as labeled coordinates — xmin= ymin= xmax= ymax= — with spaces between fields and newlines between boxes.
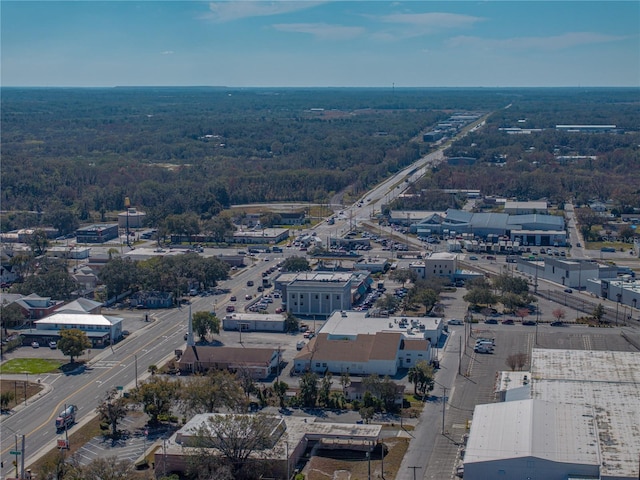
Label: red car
xmin=226 ymin=305 xmax=235 ymax=313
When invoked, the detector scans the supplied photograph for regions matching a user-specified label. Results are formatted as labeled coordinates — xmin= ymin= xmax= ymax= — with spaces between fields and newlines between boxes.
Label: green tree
xmin=463 ymin=287 xmax=498 ymax=308
xmin=0 ymin=391 xmax=15 ymax=412
xmin=96 ymin=389 xmax=129 ymax=439
xmin=99 ymin=257 xmax=139 ymax=299
xmin=181 ymin=371 xmax=246 ymax=415
xmin=204 ymin=213 xmax=235 ymax=243
xmin=298 ymin=371 xmax=318 ymax=408
xmin=411 ymin=288 xmax=439 ymax=314
xmin=407 ymin=360 xmax=435 ymax=398
xmin=57 ymin=328 xmax=91 ymax=363
xmin=318 ymin=373 xmax=333 ymax=407
xmin=28 ymin=229 xmax=49 ymax=257
xmin=272 ymin=380 xmax=289 ymax=409
xmin=79 ymin=456 xmax=134 ymax=480
xmin=0 ymin=302 xmax=26 ymax=334
xmin=235 ymin=366 xmax=256 ymax=400
xmin=133 ymin=376 xmax=180 ymax=425
xmin=192 ymin=311 xmax=220 ymax=343
xmin=284 ymin=312 xmax=299 ymax=333
xmin=375 ymin=293 xmax=401 ymax=313
xmin=12 ymin=257 xmax=79 ymax=300
xmin=593 ymin=303 xmax=606 ymax=323
xmin=390 ymin=268 xmax=418 ymax=287
xmin=282 ymin=256 xmax=311 ymax=272
xmin=45 ymin=207 xmax=79 ymax=237
xmin=359 ymin=405 xmax=376 ymax=424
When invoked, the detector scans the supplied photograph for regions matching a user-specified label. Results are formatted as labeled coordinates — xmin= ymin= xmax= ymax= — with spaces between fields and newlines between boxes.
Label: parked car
xmin=550 ymin=321 xmax=565 ymax=327
xmin=448 ymin=319 xmax=464 ymax=325
xmin=469 ymin=256 xmax=478 ymax=261
xmin=522 ymin=320 xmax=537 ymax=326
xmin=49 ymin=341 xmax=57 ymax=349
xmin=564 ymin=288 xmax=573 ymax=293
xmin=502 ymin=319 xmax=515 ymax=325
xmin=484 ymin=319 xmax=499 ymax=324
xmin=121 ymin=330 xmax=130 ymax=337
xmin=230 ymin=296 xmax=237 ymax=301
xmin=31 ymin=341 xmax=40 ymax=348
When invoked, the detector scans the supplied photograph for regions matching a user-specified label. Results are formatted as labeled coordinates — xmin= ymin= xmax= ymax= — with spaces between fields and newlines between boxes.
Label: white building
xmin=465 ymin=399 xmax=600 ymax=480
xmin=283 ymin=272 xmax=355 ymax=318
xmin=293 ymin=310 xmax=439 ymax=376
xmin=465 ymin=349 xmax=640 ymax=480
xmin=222 ymin=313 xmax=286 ymax=332
xmin=503 ymin=200 xmax=548 ymax=215
xmin=32 ymin=312 xmax=123 ymax=347
xmin=410 ymin=252 xmax=458 ymax=281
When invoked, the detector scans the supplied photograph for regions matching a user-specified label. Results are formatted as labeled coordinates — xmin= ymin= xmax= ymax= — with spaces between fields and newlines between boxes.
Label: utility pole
xmin=366 ymin=450 xmax=371 ymax=480
xmin=408 ymin=466 xmax=422 ymax=480
xmin=442 ymin=386 xmax=447 ymax=435
xmin=135 ymin=354 xmax=138 ymax=389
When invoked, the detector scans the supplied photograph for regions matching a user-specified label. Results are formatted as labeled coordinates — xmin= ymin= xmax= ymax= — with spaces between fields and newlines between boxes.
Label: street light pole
xmin=135 ymin=354 xmax=138 ymax=389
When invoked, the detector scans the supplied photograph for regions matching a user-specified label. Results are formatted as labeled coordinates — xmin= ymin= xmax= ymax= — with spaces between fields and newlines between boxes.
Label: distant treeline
xmin=2 ymin=87 xmax=639 ymax=231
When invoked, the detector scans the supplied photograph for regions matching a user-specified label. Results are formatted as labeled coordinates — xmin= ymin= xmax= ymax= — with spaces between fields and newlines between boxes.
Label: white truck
xmin=55 ymin=405 xmax=77 ymax=431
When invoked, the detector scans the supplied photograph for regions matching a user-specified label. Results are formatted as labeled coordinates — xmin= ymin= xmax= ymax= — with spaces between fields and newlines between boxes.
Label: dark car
xmin=230 ymin=296 xmax=237 ymax=301
xmin=564 ymin=288 xmax=573 ymax=293
xmin=502 ymin=319 xmax=515 ymax=325
xmin=550 ymin=321 xmax=565 ymax=327
xmin=484 ymin=319 xmax=499 ymax=324
xmin=522 ymin=320 xmax=537 ymax=326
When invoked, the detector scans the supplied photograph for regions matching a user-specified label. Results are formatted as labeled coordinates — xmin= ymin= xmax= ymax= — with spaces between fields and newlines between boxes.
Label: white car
xmin=31 ymin=342 xmax=40 ymax=348
xmin=447 ymin=319 xmax=464 ymax=325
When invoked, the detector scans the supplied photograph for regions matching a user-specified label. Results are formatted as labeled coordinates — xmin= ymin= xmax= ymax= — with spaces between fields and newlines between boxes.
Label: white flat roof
xmin=531 ymin=349 xmax=640 ymax=479
xmin=465 ymin=399 xmax=599 ymax=465
xmin=322 ymin=310 xmax=442 ymax=337
xmin=224 ymin=313 xmax=285 ymax=322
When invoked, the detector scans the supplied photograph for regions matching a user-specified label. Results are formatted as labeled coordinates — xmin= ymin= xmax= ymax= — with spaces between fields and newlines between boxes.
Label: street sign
xmin=9 ymin=450 xmax=21 ymax=455
xmin=57 ymin=439 xmax=69 ymax=449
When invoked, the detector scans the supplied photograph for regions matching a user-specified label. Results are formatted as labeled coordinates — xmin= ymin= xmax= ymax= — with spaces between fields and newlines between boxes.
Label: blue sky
xmin=2 ymin=1 xmax=639 ymax=87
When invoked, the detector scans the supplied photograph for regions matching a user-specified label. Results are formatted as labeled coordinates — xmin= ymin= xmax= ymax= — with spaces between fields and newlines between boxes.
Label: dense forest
xmin=2 ymin=87 xmax=639 ymax=232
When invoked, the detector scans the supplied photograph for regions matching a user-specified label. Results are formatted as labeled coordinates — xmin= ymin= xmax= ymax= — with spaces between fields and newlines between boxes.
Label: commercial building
xmin=276 ymin=271 xmax=369 ymax=319
xmin=409 ymin=252 xmax=458 ymax=282
xmin=465 ymin=349 xmax=640 ymax=480
xmin=292 ymin=310 xmax=439 ymax=376
xmin=156 ymin=414 xmax=381 ymax=479
xmin=178 ymin=346 xmax=281 ymax=379
xmin=503 ymin=201 xmax=548 ymax=215
xmin=413 ymin=209 xmax=566 ymax=246
xmin=222 ymin=313 xmax=286 ymax=333
xmin=25 ymin=312 xmax=123 ymax=347
xmin=75 ymin=224 xmax=119 ymax=244
xmin=225 ymin=228 xmax=290 ymax=245
xmin=117 ymin=208 xmax=146 ymax=229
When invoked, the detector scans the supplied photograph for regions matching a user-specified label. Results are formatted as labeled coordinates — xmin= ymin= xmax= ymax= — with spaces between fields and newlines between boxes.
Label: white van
xmin=474 ymin=343 xmax=494 ymax=354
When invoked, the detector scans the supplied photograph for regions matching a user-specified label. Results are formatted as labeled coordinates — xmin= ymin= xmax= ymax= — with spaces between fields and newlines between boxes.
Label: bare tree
xmin=188 ymin=414 xmax=283 ymax=479
xmin=506 ymin=353 xmax=529 ymax=371
xmin=552 ymin=308 xmax=566 ymax=322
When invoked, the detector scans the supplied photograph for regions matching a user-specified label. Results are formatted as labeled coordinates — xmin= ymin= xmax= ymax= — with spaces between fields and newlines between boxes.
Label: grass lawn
xmin=0 ymin=358 xmax=63 ymax=374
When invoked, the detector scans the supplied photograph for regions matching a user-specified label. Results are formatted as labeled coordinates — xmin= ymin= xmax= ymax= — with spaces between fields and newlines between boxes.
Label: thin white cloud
xmin=202 ymin=1 xmax=323 ymax=23
xmin=272 ymin=22 xmax=365 ymax=40
xmin=446 ymin=32 xmax=628 ymax=51
xmin=161 ymin=50 xmax=174 ymax=55
xmin=378 ymin=12 xmax=484 ymax=29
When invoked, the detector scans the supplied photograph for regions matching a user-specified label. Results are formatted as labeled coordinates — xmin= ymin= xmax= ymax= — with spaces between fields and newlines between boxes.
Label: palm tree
xmin=408 ymin=365 xmax=425 ymax=396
